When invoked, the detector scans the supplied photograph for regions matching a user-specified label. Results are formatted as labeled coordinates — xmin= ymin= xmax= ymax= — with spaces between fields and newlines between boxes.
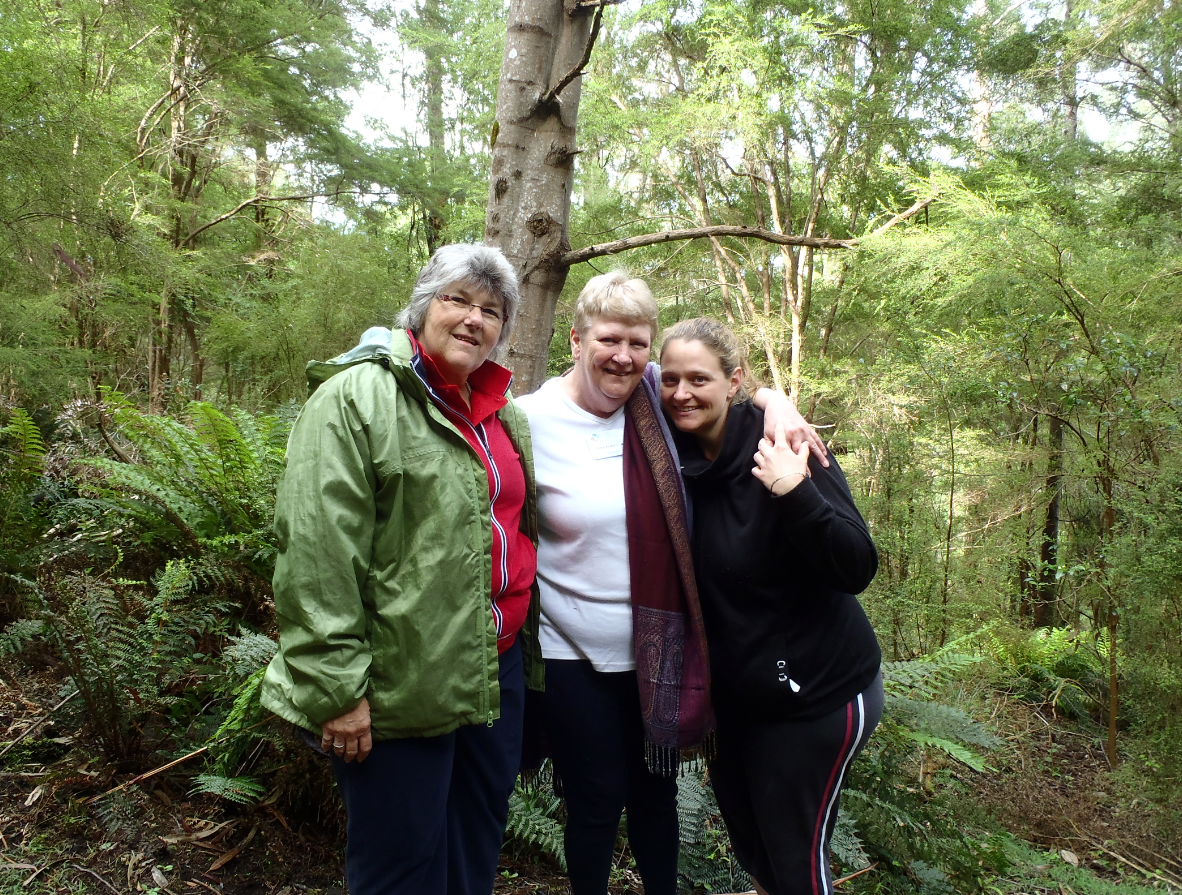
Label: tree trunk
xmin=1061 ymin=0 xmax=1079 ymax=142
xmin=149 ymin=290 xmax=172 ymax=414
xmin=1034 ymin=412 xmax=1064 ymax=627
xmin=250 ymin=128 xmax=274 ymax=248
xmin=424 ymin=0 xmax=446 ymax=252
xmin=181 ymin=305 xmax=205 ymax=401
xmin=1098 ymin=465 xmax=1119 ymax=767
xmin=485 ymin=0 xmax=597 ymax=394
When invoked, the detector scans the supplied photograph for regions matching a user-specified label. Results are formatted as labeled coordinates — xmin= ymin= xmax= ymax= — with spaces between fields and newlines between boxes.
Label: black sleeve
xmin=771 ymin=452 xmax=878 ymax=594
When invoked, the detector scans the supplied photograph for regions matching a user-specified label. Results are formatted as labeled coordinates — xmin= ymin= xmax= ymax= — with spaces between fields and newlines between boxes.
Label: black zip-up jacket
xmin=675 ymin=400 xmax=881 ymax=723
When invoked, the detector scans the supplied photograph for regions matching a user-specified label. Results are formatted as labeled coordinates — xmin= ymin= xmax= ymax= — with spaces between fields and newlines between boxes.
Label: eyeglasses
xmin=436 ymin=293 xmax=504 ymax=327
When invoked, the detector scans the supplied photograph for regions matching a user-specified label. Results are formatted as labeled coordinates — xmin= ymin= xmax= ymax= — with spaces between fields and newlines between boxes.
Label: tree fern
xmin=10 ymin=560 xmax=229 ymax=761
xmin=79 ymin=390 xmax=289 ymax=577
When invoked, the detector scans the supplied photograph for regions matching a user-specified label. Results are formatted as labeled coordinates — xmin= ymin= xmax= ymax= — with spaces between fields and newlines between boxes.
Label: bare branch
xmin=557 ymin=225 xmax=856 ymax=267
xmin=183 ymin=192 xmax=346 ymax=245
xmin=541 ymin=3 xmax=605 ymax=106
xmin=52 ymin=243 xmax=89 ymax=280
xmin=867 ymin=195 xmax=937 ymax=237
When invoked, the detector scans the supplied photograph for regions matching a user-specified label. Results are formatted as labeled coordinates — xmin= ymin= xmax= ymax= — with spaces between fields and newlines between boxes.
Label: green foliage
xmin=223 ymin=631 xmax=280 ymax=681
xmin=0 ymin=407 xmax=50 ymax=619
xmin=836 ymin=654 xmax=1000 ymax=891
xmin=676 ymin=764 xmax=752 ymax=894
xmin=0 ymin=617 xmax=45 ymax=656
xmin=6 ymin=560 xmax=228 ymax=761
xmin=983 ymin=625 xmax=1106 ymax=721
xmin=504 ymin=767 xmax=567 ymax=871
xmin=190 ymin=774 xmax=267 ymax=806
xmin=77 ymin=391 xmax=289 ymax=582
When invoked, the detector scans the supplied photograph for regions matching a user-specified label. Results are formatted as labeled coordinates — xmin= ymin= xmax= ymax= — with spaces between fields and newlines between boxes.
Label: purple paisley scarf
xmin=624 ymin=368 xmax=714 ymax=773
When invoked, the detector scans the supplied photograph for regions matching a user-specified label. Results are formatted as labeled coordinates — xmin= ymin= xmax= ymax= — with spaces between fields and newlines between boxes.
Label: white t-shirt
xmin=516 ymin=377 xmax=635 ymax=671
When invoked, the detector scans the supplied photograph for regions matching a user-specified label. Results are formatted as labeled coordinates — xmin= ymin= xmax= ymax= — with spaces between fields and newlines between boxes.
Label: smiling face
xmin=660 ymin=338 xmax=743 ymax=454
xmin=565 ymin=317 xmax=654 ymax=417
xmin=416 ymin=281 xmax=503 ymax=385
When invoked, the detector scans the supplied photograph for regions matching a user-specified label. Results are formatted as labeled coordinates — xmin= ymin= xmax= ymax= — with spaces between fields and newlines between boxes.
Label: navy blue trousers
xmin=709 ymin=672 xmax=885 ymax=895
xmin=540 ymin=659 xmax=679 ymax=895
xmin=330 ymin=640 xmax=524 ymax=895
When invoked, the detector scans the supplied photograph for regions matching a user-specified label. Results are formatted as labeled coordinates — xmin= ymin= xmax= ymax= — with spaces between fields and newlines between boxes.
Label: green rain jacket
xmin=260 ymin=327 xmax=543 ymax=739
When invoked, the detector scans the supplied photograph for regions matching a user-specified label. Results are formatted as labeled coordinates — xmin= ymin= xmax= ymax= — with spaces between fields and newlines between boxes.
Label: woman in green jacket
xmin=261 ymin=244 xmax=541 ymax=895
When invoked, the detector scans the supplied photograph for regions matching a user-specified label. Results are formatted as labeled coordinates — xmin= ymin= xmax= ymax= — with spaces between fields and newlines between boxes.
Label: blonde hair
xmin=659 ymin=317 xmax=751 ymax=402
xmin=573 ymin=271 xmax=658 ymax=338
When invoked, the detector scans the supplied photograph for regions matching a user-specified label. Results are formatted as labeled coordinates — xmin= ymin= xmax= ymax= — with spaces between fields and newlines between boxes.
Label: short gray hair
xmin=397 ymin=244 xmax=521 ymax=348
xmin=573 ymin=271 xmax=658 ymax=339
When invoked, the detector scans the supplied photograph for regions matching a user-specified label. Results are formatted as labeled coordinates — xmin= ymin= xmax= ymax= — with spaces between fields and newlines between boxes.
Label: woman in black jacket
xmin=659 ymin=318 xmax=884 ymax=895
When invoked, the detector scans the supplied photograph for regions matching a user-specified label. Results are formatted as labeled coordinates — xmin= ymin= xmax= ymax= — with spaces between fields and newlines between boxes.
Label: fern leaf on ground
xmin=190 ymin=774 xmax=266 ymax=805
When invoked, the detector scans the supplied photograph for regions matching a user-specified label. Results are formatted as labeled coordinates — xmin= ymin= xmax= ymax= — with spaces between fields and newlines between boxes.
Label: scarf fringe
xmin=644 ymin=731 xmax=717 ymax=777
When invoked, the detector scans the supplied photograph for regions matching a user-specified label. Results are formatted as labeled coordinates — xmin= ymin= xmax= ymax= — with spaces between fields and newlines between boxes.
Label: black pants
xmin=330 ymin=640 xmax=524 ymax=895
xmin=540 ymin=659 xmax=679 ymax=895
xmin=709 ymin=672 xmax=885 ymax=895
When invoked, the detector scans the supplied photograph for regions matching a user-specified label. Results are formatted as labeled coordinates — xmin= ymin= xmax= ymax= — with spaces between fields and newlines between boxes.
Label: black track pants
xmin=709 ymin=672 xmax=884 ymax=895
xmin=540 ymin=659 xmax=680 ymax=895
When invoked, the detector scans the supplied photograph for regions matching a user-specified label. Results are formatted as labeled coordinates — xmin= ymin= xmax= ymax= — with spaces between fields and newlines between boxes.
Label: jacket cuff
xmin=297 ymin=679 xmax=368 ymax=727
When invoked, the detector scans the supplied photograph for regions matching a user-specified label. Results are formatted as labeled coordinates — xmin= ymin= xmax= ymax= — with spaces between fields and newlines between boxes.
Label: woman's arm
xmin=753 ymin=422 xmax=877 ymax=594
xmin=272 ymin=375 xmax=378 ymax=758
xmin=752 ymin=388 xmax=829 ymax=467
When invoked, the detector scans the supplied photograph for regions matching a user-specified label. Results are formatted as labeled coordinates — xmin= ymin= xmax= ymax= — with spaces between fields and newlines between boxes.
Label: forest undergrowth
xmin=0 ymin=641 xmax=1178 ymax=895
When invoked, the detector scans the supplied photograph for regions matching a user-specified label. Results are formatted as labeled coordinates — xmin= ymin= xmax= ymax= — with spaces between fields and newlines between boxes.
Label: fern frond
xmin=830 ymin=808 xmax=871 ymax=871
xmin=0 ymin=618 xmax=45 ymax=655
xmin=677 ymin=766 xmax=752 ymax=894
xmin=212 ymin=666 xmax=268 ymax=742
xmin=190 ymin=774 xmax=266 ymax=805
xmin=1 ymin=408 xmax=46 ymax=469
xmin=224 ymin=632 xmax=278 ymax=679
xmin=887 ymin=696 xmax=1000 ymax=750
xmin=899 ymin=731 xmax=989 ymax=772
xmin=506 ymin=785 xmax=567 ymax=870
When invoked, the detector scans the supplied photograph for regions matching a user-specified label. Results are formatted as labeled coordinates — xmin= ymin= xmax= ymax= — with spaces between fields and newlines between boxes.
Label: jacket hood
xmin=305 ymin=326 xmax=416 ymax=396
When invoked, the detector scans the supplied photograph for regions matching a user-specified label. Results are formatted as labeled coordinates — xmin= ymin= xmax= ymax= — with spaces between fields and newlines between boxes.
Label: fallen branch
xmin=83 ymin=717 xmax=272 ymax=805
xmin=68 ymin=863 xmax=124 ymax=895
xmin=835 ymin=863 xmax=879 ymax=887
xmin=0 ymin=690 xmax=79 ymax=760
xmin=82 ymin=746 xmax=209 ymax=804
xmin=1072 ymin=824 xmax=1182 ymax=887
